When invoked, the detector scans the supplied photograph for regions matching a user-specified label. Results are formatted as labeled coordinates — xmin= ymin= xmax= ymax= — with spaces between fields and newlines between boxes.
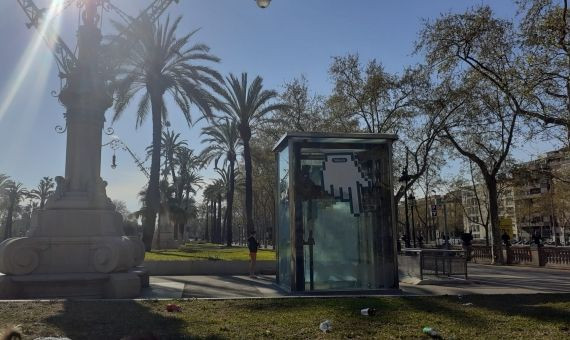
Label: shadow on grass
xmin=44 ymin=300 xmax=225 ymax=340
xmin=466 ymin=293 xmax=570 ymax=325
xmin=400 ymin=296 xmax=491 ymax=329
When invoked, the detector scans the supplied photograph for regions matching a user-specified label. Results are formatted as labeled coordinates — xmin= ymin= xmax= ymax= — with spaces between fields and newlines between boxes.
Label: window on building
xmin=529 ymin=188 xmax=541 ymax=195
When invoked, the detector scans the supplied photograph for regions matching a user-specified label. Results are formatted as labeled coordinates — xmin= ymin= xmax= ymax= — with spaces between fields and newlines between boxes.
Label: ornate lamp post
xmin=0 ymin=0 xmax=144 ymax=299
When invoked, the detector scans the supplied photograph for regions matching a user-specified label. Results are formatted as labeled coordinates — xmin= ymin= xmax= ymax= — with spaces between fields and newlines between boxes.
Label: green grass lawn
xmin=1 ymin=294 xmax=569 ymax=339
xmin=144 ymin=242 xmax=275 ymax=261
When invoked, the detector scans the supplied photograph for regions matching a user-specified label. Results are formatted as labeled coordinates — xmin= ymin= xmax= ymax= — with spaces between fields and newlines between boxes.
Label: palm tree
xmin=112 ymin=15 xmax=222 ymax=250
xmin=160 ymin=130 xmax=188 ymax=183
xmin=214 ymin=166 xmax=244 ymax=246
xmin=0 ymin=174 xmax=10 ymax=229
xmin=2 ymin=181 xmax=28 ymax=240
xmin=0 ymin=174 xmax=9 ymax=189
xmin=202 ymin=184 xmax=218 ymax=242
xmin=29 ymin=177 xmax=55 ymax=209
xmin=201 ymin=118 xmax=241 ymax=246
xmin=175 ymin=154 xmax=203 ymax=241
xmin=215 ymin=73 xmax=286 ymax=234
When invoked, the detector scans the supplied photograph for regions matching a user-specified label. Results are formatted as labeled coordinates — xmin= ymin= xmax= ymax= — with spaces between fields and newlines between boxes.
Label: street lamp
xmin=409 ymin=193 xmax=416 ymax=248
xmin=256 ymin=0 xmax=271 ymax=8
xmin=398 ymin=152 xmax=412 ymax=248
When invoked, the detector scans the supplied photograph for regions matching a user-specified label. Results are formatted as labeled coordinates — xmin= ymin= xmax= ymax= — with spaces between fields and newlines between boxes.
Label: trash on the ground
xmin=166 ymin=303 xmax=182 ymax=312
xmin=319 ymin=320 xmax=332 ymax=333
xmin=422 ymin=326 xmax=442 ymax=339
xmin=463 ymin=302 xmax=473 ymax=306
xmin=360 ymin=307 xmax=377 ymax=316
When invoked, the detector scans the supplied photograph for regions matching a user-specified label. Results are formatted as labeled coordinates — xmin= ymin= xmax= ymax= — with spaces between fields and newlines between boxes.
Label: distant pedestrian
xmin=532 ymin=231 xmax=542 ymax=246
xmin=417 ymin=235 xmax=424 ymax=248
xmin=248 ymin=231 xmax=260 ymax=278
xmin=501 ymin=232 xmax=511 ymax=247
xmin=461 ymin=232 xmax=474 ymax=261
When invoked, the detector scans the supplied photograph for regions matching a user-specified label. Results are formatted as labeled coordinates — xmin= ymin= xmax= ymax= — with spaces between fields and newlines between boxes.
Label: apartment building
xmin=461 ymin=184 xmax=517 ymax=241
xmin=513 ymin=148 xmax=570 ymax=244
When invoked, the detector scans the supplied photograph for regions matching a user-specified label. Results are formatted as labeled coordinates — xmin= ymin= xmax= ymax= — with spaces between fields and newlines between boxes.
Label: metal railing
xmin=399 ymin=249 xmax=468 ymax=281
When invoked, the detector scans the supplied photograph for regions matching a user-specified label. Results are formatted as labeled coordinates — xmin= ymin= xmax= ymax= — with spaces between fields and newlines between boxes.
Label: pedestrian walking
xmin=248 ymin=230 xmax=260 ymax=278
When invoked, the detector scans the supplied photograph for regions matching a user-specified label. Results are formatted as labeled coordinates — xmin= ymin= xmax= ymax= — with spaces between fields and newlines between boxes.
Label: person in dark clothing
xmin=248 ymin=231 xmax=260 ymax=278
xmin=532 ymin=231 xmax=542 ymax=246
xmin=501 ymin=232 xmax=511 ymax=246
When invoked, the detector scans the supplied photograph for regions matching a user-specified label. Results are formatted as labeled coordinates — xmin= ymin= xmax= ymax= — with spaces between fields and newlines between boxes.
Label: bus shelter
xmin=273 ymin=132 xmax=399 ymax=292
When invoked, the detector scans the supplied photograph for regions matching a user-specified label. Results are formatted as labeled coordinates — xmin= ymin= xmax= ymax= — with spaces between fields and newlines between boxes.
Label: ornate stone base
xmin=0 ymin=235 xmax=144 ymax=275
xmin=0 ymin=271 xmax=142 ymax=299
xmin=0 ymin=205 xmax=146 ymax=299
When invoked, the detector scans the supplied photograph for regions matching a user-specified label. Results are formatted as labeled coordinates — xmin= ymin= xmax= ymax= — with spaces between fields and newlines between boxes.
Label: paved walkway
xmin=142 ymin=263 xmax=570 ymax=299
xmin=142 ymin=275 xmax=284 ymax=299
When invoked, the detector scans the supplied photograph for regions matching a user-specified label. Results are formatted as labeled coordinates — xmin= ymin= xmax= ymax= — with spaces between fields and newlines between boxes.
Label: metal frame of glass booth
xmin=273 ymin=132 xmax=399 ymax=293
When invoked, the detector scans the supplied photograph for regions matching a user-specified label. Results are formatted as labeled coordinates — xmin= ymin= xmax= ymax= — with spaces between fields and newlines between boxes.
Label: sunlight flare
xmin=0 ymin=0 xmax=64 ymax=122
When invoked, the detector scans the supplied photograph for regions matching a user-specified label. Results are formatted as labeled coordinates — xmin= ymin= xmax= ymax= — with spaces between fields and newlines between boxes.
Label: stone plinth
xmin=0 ymin=272 xmax=141 ymax=299
xmin=0 ymin=192 xmax=146 ymax=299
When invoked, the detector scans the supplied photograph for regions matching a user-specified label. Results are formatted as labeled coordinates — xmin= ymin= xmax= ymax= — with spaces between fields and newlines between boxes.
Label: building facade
xmin=513 ymin=148 xmax=570 ymax=244
xmin=461 ymin=184 xmax=517 ymax=242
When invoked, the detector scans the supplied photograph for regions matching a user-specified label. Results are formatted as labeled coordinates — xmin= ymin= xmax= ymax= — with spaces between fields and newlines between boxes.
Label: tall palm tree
xmin=213 ymin=166 xmax=244 ymax=246
xmin=215 ymin=73 xmax=286 ymax=234
xmin=30 ymin=176 xmax=55 ymax=209
xmin=112 ymin=15 xmax=222 ymax=250
xmin=161 ymin=130 xmax=188 ymax=184
xmin=201 ymin=118 xmax=241 ymax=246
xmin=174 ymin=151 xmax=202 ymax=240
xmin=2 ymin=181 xmax=28 ymax=240
xmin=202 ymin=184 xmax=218 ymax=242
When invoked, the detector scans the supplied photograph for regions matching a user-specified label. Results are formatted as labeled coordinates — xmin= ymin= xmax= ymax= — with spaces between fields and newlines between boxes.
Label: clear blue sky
xmin=0 ymin=0 xmax=559 ymax=211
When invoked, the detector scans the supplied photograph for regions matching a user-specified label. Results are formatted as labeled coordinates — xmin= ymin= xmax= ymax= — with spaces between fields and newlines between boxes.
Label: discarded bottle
xmin=422 ymin=326 xmax=442 ymax=339
xmin=319 ymin=320 xmax=332 ymax=333
xmin=166 ymin=303 xmax=182 ymax=312
xmin=360 ymin=307 xmax=377 ymax=316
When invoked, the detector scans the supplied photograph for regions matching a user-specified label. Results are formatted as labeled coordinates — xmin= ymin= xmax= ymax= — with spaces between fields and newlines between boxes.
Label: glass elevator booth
xmin=274 ymin=132 xmax=399 ymax=292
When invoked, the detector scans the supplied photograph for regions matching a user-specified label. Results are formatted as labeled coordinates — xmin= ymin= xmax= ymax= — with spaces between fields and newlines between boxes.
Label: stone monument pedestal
xmin=0 ymin=189 xmax=146 ymax=299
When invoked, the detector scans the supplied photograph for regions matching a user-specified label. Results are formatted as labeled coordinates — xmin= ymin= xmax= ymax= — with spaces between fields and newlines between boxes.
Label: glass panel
xmin=277 ymin=147 xmax=291 ymax=290
xmin=299 ymin=146 xmax=392 ymax=290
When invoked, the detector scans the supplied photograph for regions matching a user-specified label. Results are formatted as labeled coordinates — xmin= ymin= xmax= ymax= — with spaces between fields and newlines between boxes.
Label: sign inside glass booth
xmin=273 ymin=132 xmax=398 ymax=293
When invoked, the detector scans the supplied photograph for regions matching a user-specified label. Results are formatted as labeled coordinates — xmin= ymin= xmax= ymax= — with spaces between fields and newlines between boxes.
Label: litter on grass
xmin=319 ymin=320 xmax=332 ymax=333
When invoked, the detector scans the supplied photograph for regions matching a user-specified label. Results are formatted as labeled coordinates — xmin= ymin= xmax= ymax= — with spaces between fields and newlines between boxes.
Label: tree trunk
xmin=217 ymin=193 xmax=222 ymax=244
xmin=241 ymin=127 xmax=255 ymax=234
xmin=211 ymin=199 xmax=216 ymax=242
xmin=485 ymin=175 xmax=504 ymax=265
xmin=205 ymin=199 xmax=210 ymax=241
xmin=142 ymin=90 xmax=163 ymax=250
xmin=173 ymin=217 xmax=179 ymax=241
xmin=226 ymin=159 xmax=235 ymax=247
xmin=142 ymin=208 xmax=156 ymax=251
xmin=3 ymin=205 xmax=14 ymax=240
